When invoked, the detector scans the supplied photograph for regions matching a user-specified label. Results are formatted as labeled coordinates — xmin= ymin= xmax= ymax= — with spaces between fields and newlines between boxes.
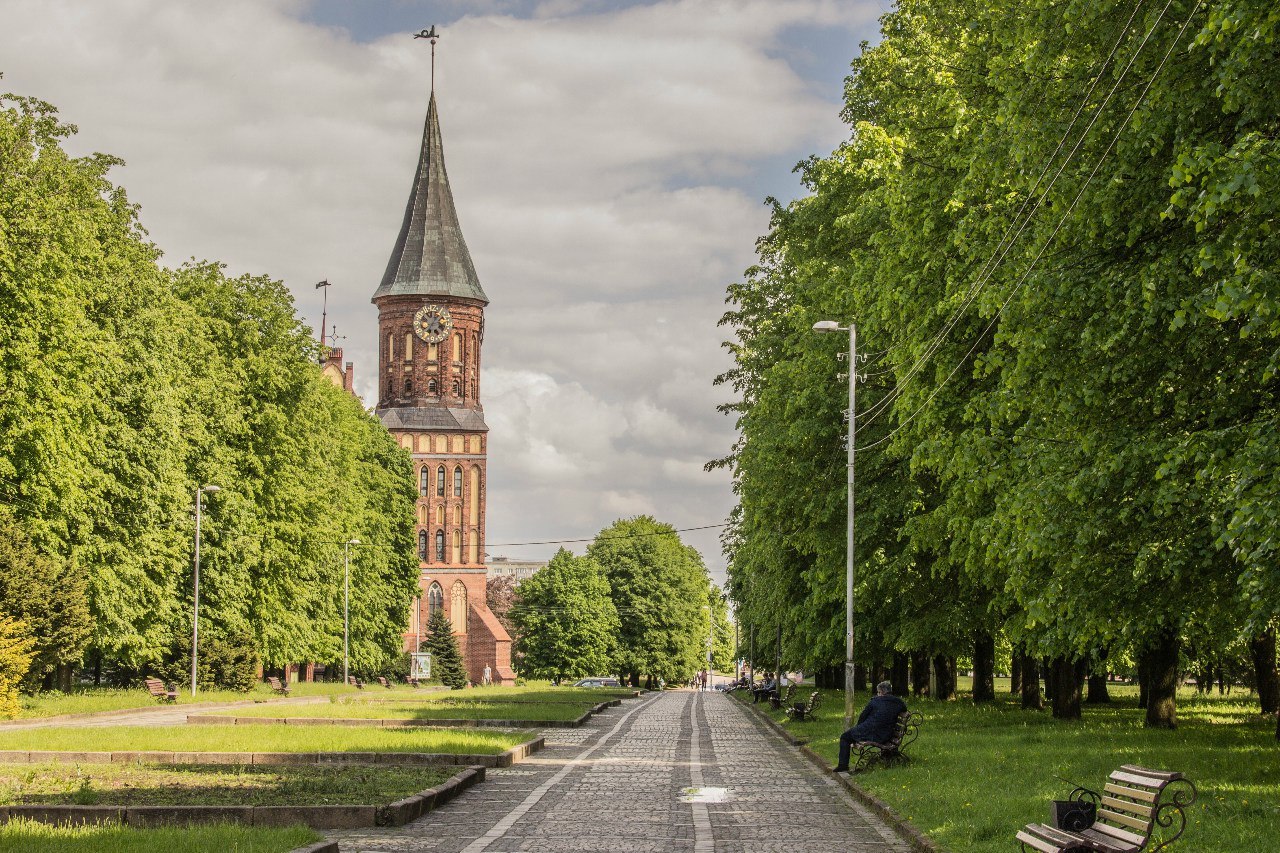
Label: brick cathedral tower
xmin=373 ymin=87 xmax=514 ymax=686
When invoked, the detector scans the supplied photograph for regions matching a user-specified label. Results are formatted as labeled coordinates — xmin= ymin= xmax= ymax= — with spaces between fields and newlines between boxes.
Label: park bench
xmin=785 ymin=690 xmax=822 ymax=722
xmin=405 ymin=676 xmax=421 ymax=688
xmin=376 ymin=676 xmax=394 ymax=689
xmin=1016 ymin=765 xmax=1197 ymax=853
xmin=144 ymin=677 xmax=178 ymax=703
xmin=769 ymin=682 xmax=797 ymax=710
xmin=266 ymin=676 xmax=290 ymax=696
xmin=850 ymin=710 xmax=920 ymax=772
xmin=348 ymin=675 xmax=365 ymax=689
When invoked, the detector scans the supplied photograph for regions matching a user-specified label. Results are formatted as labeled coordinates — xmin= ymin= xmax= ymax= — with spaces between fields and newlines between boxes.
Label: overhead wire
xmin=855 ymin=0 xmax=1204 ymax=453
xmin=852 ymin=0 xmax=1161 ymax=429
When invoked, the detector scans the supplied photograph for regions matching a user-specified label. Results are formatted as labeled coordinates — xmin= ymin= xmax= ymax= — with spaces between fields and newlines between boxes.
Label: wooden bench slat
xmin=1119 ymin=765 xmax=1182 ymax=781
xmin=1101 ymin=795 xmax=1153 ymax=819
xmin=1015 ymin=829 xmax=1065 ymax=852
xmin=1103 ymin=782 xmax=1160 ymax=804
xmin=1110 ymin=770 xmax=1167 ymax=789
xmin=1098 ymin=807 xmax=1151 ymax=833
xmin=1084 ymin=821 xmax=1147 ymax=848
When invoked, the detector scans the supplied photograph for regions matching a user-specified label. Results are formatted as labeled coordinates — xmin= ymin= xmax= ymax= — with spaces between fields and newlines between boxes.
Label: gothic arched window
xmin=435 ymin=529 xmax=445 ymax=562
xmin=403 ymin=376 xmax=412 ymax=395
xmin=451 ymin=379 xmax=461 ymax=397
xmin=417 ymin=530 xmax=427 ymax=561
xmin=436 ymin=466 xmax=445 ymax=497
xmin=418 ymin=467 xmax=428 ymax=497
xmin=428 ymin=378 xmax=438 ymax=395
xmin=452 ymin=332 xmax=462 ymax=362
xmin=453 ymin=466 xmax=463 ymax=497
xmin=450 ymin=580 xmax=467 ymax=634
xmin=427 ymin=581 xmax=443 ymax=619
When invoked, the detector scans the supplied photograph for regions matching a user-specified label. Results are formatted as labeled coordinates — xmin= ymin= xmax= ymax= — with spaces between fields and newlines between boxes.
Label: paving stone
xmin=326 ymin=691 xmax=912 ymax=852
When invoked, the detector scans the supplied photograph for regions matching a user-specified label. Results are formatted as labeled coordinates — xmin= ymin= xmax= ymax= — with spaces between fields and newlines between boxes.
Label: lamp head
xmin=812 ymin=320 xmax=842 ymax=333
xmin=201 ymin=484 xmax=221 ymax=494
xmin=347 ymin=538 xmax=361 ymax=546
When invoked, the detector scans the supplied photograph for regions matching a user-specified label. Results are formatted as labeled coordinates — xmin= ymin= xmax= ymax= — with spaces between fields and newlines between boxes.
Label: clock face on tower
xmin=413 ymin=304 xmax=453 ymax=343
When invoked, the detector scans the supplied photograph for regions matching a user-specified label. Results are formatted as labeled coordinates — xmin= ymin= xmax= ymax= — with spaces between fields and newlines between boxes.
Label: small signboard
xmin=410 ymin=652 xmax=432 ymax=681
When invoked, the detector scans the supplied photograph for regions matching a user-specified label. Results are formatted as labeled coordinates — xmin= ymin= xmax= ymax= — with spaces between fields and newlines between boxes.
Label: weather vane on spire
xmin=413 ymin=25 xmax=440 ymax=91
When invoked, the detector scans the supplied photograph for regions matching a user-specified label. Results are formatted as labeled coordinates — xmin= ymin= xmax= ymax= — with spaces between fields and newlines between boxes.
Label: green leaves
xmin=511 ymin=548 xmax=619 ymax=682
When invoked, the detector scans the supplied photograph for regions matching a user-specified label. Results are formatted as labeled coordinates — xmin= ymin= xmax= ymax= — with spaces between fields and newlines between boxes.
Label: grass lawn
xmin=222 ymin=697 xmax=595 ymax=722
xmin=0 ymin=724 xmax=531 ymax=754
xmin=739 ymin=682 xmax=1278 ymax=853
xmin=0 ymin=818 xmax=318 ymax=853
xmin=0 ymin=762 xmax=454 ymax=806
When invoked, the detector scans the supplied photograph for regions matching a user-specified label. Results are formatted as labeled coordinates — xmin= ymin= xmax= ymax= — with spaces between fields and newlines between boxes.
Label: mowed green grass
xmin=0 ymin=762 xmax=454 ymax=806
xmin=0 ymin=724 xmax=531 ymax=754
xmin=12 ymin=681 xmax=384 ymax=719
xmin=742 ymin=682 xmax=1278 ymax=853
xmin=0 ymin=818 xmax=318 ymax=853
xmin=223 ymin=698 xmax=593 ymax=722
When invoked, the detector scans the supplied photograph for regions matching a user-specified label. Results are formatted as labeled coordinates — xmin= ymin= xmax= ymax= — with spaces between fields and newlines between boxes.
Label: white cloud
xmin=0 ymin=0 xmax=878 ymax=581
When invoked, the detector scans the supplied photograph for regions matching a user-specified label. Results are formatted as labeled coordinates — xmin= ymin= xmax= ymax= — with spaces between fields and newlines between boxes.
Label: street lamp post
xmin=343 ymin=539 xmax=360 ymax=685
xmin=191 ymin=484 xmax=221 ymax=698
xmin=814 ymin=319 xmax=857 ymax=726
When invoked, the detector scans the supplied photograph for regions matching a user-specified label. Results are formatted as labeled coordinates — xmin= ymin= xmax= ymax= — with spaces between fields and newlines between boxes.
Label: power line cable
xmin=855 ymin=1 xmax=1203 ymax=453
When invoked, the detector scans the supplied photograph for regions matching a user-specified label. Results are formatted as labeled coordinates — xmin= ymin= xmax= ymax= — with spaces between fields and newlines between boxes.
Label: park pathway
xmin=0 ymin=696 xmax=328 ymax=729
xmin=328 ymin=690 xmax=911 ymax=853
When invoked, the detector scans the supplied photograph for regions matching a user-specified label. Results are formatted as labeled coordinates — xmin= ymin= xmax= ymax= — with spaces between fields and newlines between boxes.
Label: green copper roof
xmin=374 ymin=92 xmax=488 ymax=304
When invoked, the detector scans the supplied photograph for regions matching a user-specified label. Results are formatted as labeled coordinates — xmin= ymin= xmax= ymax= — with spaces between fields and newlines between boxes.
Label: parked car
xmin=572 ymin=677 xmax=621 ymax=687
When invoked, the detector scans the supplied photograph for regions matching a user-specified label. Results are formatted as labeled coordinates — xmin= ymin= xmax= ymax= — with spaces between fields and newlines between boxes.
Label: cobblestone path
xmin=328 ymin=690 xmax=911 ymax=853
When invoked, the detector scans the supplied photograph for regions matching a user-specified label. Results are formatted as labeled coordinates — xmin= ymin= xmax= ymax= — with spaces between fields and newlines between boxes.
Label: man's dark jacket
xmin=846 ymin=693 xmax=908 ymax=743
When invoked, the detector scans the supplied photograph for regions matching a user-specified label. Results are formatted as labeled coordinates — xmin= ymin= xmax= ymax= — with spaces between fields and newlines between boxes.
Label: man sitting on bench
xmin=752 ymin=672 xmax=777 ymax=704
xmin=833 ymin=680 xmax=908 ymax=773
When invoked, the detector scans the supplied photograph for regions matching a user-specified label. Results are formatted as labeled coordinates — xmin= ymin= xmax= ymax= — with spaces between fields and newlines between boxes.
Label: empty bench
xmin=144 ymin=678 xmax=178 ymax=703
xmin=376 ymin=676 xmax=394 ymax=689
xmin=266 ymin=676 xmax=290 ymax=696
xmin=1017 ymin=765 xmax=1197 ymax=853
xmin=785 ymin=690 xmax=823 ymax=722
xmin=850 ymin=710 xmax=920 ymax=771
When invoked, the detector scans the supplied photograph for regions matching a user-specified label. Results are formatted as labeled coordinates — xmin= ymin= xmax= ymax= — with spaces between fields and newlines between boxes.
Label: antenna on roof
xmin=413 ymin=26 xmax=440 ymax=92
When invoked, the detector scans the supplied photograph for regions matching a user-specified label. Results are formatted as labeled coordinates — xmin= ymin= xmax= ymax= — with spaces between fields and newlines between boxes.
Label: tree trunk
xmin=871 ymin=661 xmax=889 ymax=687
xmin=911 ymin=650 xmax=930 ymax=697
xmin=1043 ymin=656 xmax=1056 ymax=704
xmin=56 ymin=663 xmax=73 ymax=693
xmin=1249 ymin=629 xmax=1279 ymax=715
xmin=1086 ymin=671 xmax=1111 ymax=704
xmin=1021 ymin=654 xmax=1043 ymax=710
xmin=891 ymin=652 xmax=910 ymax=697
xmin=1011 ymin=653 xmax=1023 ymax=695
xmin=932 ymin=654 xmax=956 ymax=701
xmin=1137 ymin=655 xmax=1150 ymax=709
xmin=1143 ymin=630 xmax=1180 ymax=729
xmin=973 ymin=632 xmax=996 ymax=703
xmin=1050 ymin=656 xmax=1083 ymax=719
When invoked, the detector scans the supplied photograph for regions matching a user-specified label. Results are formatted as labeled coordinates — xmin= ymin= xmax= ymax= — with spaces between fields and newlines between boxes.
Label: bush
xmin=0 ymin=616 xmax=35 ymax=718
xmin=156 ymin=628 xmax=259 ymax=692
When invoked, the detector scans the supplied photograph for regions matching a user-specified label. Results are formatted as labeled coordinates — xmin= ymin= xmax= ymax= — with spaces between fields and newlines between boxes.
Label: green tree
xmin=0 ymin=514 xmax=91 ymax=690
xmin=588 ymin=517 xmax=712 ymax=687
xmin=422 ymin=610 xmax=467 ymax=689
xmin=0 ymin=616 xmax=34 ymax=719
xmin=511 ymin=549 xmax=619 ymax=682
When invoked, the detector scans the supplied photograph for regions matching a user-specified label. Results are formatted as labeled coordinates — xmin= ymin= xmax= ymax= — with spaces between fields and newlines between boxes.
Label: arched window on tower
xmin=435 ymin=530 xmax=445 ymax=562
xmin=419 ymin=467 xmax=428 ymax=497
xmin=417 ymin=530 xmax=428 ymax=561
xmin=451 ymin=529 xmax=461 ymax=564
xmin=450 ymin=580 xmax=467 ymax=634
xmin=428 ymin=378 xmax=438 ymax=395
xmin=427 ymin=581 xmax=443 ymax=619
xmin=453 ymin=466 xmax=463 ymax=497
xmin=452 ymin=332 xmax=462 ymax=363
xmin=403 ymin=332 xmax=413 ymax=361
xmin=436 ymin=466 xmax=445 ymax=497
xmin=452 ymin=379 xmax=461 ymax=397
xmin=403 ymin=376 xmax=412 ymax=395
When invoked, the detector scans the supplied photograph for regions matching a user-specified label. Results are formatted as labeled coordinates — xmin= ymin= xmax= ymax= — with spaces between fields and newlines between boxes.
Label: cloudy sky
xmin=1 ymin=0 xmax=881 ymax=583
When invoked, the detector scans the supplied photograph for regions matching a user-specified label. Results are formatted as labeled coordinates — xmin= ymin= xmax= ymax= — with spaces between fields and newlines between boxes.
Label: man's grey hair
xmin=876 ymin=681 xmax=893 ymax=694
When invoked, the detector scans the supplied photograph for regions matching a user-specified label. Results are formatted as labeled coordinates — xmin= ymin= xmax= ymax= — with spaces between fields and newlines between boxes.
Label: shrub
xmin=0 ymin=616 xmax=35 ymax=718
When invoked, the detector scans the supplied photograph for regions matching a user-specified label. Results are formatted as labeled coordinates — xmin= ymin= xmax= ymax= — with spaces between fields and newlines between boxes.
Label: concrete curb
xmin=0 ymin=698 xmax=317 ymax=728
xmin=0 ymin=766 xmax=487 ymax=831
xmin=733 ymin=695 xmax=942 ymax=853
xmin=287 ymin=842 xmax=339 ymax=853
xmin=0 ymin=735 xmax=544 ymax=770
xmin=187 ymin=700 xmax=617 ymax=730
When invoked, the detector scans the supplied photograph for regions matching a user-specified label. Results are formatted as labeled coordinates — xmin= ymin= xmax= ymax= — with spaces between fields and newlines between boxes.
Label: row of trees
xmin=0 ymin=91 xmax=419 ymax=705
xmin=507 ymin=517 xmax=733 ymax=687
xmin=714 ymin=0 xmax=1279 ymax=734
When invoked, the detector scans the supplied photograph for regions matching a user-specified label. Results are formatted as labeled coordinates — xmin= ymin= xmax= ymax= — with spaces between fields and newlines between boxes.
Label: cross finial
xmin=413 ymin=26 xmax=440 ymax=91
